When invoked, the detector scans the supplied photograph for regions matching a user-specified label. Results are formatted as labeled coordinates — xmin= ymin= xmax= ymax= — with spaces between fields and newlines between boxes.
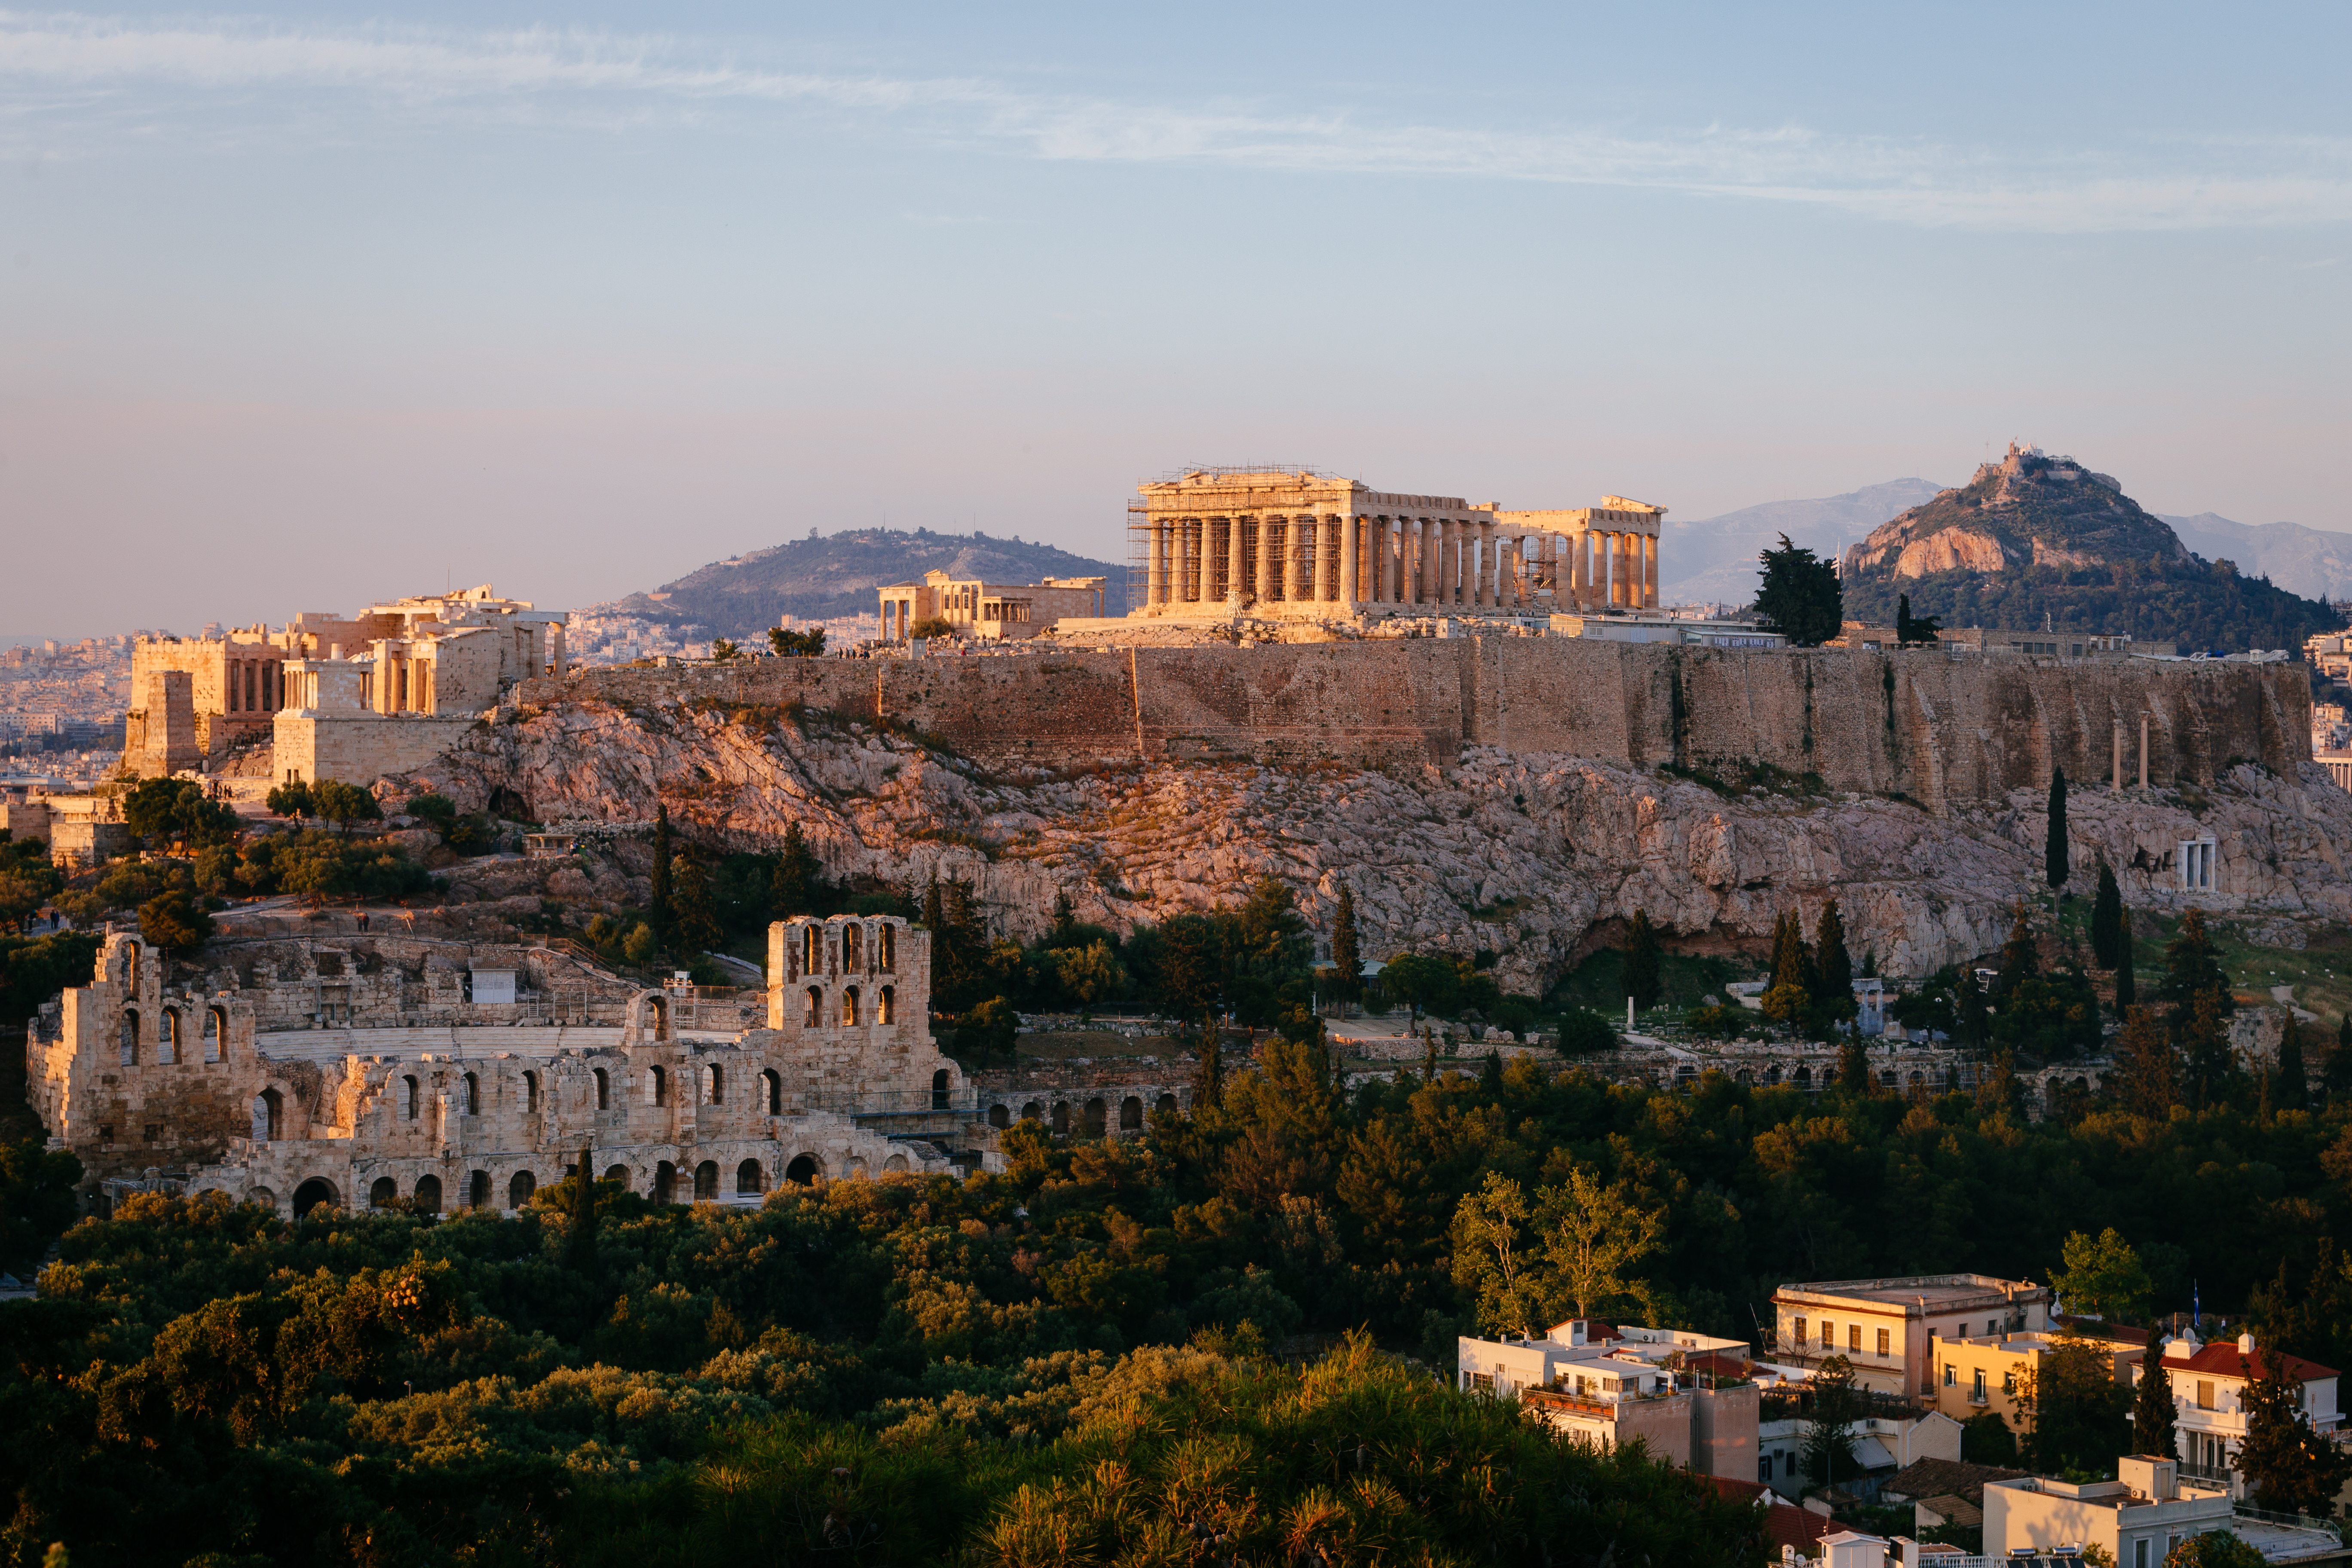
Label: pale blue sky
xmin=3 ymin=2 xmax=2348 ymax=634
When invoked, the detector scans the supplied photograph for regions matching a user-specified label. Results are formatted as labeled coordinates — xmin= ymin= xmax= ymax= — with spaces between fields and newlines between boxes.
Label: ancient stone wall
xmin=514 ymin=642 xmax=2307 ymax=812
xmin=274 ymin=711 xmax=480 ymax=785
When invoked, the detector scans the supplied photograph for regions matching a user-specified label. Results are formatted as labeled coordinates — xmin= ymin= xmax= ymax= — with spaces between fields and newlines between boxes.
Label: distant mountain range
xmin=587 ymin=528 xmax=1125 ymax=639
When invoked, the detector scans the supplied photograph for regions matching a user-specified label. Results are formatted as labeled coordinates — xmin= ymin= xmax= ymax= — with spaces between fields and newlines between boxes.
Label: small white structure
xmin=2178 ymin=837 xmax=2217 ymax=892
xmin=468 ymin=969 xmax=517 ymax=1005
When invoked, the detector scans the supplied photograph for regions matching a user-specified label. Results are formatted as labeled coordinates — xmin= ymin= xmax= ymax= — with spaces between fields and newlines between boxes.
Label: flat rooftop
xmin=1776 ymin=1274 xmax=2044 ymax=1309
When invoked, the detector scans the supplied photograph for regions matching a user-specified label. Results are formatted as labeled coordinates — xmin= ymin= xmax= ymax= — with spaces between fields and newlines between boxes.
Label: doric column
xmin=1185 ymin=518 xmax=1200 ymax=603
xmin=1473 ymin=521 xmax=1493 ymax=608
xmin=1147 ymin=518 xmax=1166 ymax=607
xmin=1340 ymin=515 xmax=1360 ymax=607
xmin=1225 ymin=518 xmax=1244 ymax=609
xmin=1258 ymin=514 xmax=1277 ymax=607
xmin=1380 ymin=518 xmax=1398 ymax=603
xmin=1433 ymin=521 xmax=1451 ymax=607
xmin=1644 ymin=531 xmax=1660 ymax=608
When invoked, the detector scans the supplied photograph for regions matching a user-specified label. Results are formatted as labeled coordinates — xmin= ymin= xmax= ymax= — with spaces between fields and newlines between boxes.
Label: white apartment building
xmin=1772 ymin=1274 xmax=2053 ymax=1398
xmin=1458 ymin=1319 xmax=1758 ymax=1477
xmin=2132 ymin=1332 xmax=2342 ymax=1500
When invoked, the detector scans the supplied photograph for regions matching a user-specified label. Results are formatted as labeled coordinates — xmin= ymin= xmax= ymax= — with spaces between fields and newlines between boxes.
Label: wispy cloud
xmin=5 ymin=11 xmax=2350 ymax=233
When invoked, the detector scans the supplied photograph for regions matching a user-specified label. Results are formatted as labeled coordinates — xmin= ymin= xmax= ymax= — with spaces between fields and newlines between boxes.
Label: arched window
xmin=292 ymin=1178 xmax=337 ymax=1217
xmin=842 ymin=987 xmax=860 ymax=1026
xmin=1156 ymin=1093 xmax=1178 ymax=1119
xmin=1021 ymin=1101 xmax=1043 ymax=1121
xmin=878 ymin=924 xmax=894 ymax=972
xmin=119 ymin=1011 xmax=138 ymax=1066
xmin=802 ymin=925 xmax=821 ymax=975
xmin=1083 ymin=1098 xmax=1106 ymax=1137
xmin=988 ymin=1103 xmax=1010 ymax=1128
xmin=159 ymin=1010 xmax=179 ymax=1063
xmin=842 ymin=924 xmax=861 ymax=971
xmin=469 ymin=1170 xmax=490 ymax=1209
xmin=694 ymin=1160 xmax=719 ymax=1200
xmin=1051 ymin=1102 xmax=1070 ymax=1135
xmin=650 ymin=1065 xmax=668 ymax=1106
xmin=804 ymin=986 xmax=822 ymax=1026
xmin=707 ymin=1065 xmax=724 ymax=1105
xmin=403 ymin=1075 xmax=420 ymax=1120
xmin=254 ymin=1089 xmax=283 ymax=1140
xmin=784 ymin=1154 xmax=820 ymax=1186
xmin=414 ymin=1175 xmax=442 ymax=1215
xmin=370 ymin=1176 xmax=399 ymax=1209
xmin=463 ymin=1072 xmax=479 ymax=1115
xmin=654 ymin=1161 xmax=676 ymax=1204
xmin=649 ymin=995 xmax=669 ymax=1041
xmin=736 ymin=1158 xmax=764 ymax=1195
xmin=762 ymin=1069 xmax=781 ymax=1115
xmin=1120 ymin=1096 xmax=1143 ymax=1131
xmin=594 ymin=1068 xmax=610 ymax=1109
xmin=930 ymin=1068 xmax=950 ymax=1110
xmin=204 ymin=1008 xmax=225 ymax=1063
xmin=603 ymin=1164 xmax=631 ymax=1189
xmin=508 ymin=1170 xmax=536 ymax=1209
xmin=121 ymin=942 xmax=138 ymax=990
xmin=879 ymin=985 xmax=895 ymax=1024
xmin=523 ymin=1071 xmax=540 ymax=1113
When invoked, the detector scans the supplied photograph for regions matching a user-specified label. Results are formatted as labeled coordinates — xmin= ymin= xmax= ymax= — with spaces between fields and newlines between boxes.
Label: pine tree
xmin=2046 ymin=767 xmax=2070 ymax=893
xmin=2132 ymin=1352 xmax=2178 ymax=1461
xmin=566 ymin=1142 xmax=597 ymax=1272
xmin=649 ymin=803 xmax=674 ymax=945
xmin=1050 ymin=889 xmax=1076 ymax=942
xmin=1815 ymin=900 xmax=1853 ymax=1016
xmin=2116 ymin=1005 xmax=2177 ymax=1118
xmin=2184 ymin=986 xmax=2235 ymax=1111
xmin=2115 ymin=933 xmax=2137 ymax=1011
xmin=671 ymin=856 xmax=723 ymax=953
xmin=1993 ymin=903 xmax=2039 ymax=1001
xmin=1771 ymin=912 xmax=1811 ymax=991
xmin=1331 ymin=883 xmax=1362 ymax=1016
xmin=1838 ymin=1037 xmax=1872 ymax=1097
xmin=2327 ymin=1015 xmax=2352 ymax=1105
xmin=1481 ymin=1048 xmax=1505 ymax=1094
xmin=2277 ymin=1013 xmax=2310 ymax=1113
xmin=1194 ymin=1017 xmax=1223 ymax=1109
xmin=1623 ymin=909 xmax=1661 ymax=1013
xmin=1422 ymin=1023 xmax=1439 ymax=1086
xmin=1754 ymin=533 xmax=1842 ymax=647
xmin=2090 ymin=861 xmax=2125 ymax=969
xmin=771 ymin=821 xmax=821 ymax=918
xmin=2161 ymin=907 xmax=2232 ymax=1014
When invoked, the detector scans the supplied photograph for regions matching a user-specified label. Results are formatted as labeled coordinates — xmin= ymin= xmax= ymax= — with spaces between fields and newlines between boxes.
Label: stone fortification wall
xmin=517 ymin=642 xmax=2305 ymax=810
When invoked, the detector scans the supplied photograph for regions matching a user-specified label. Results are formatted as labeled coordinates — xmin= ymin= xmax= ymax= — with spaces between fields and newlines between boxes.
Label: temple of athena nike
xmin=1125 ymin=467 xmax=1663 ymax=622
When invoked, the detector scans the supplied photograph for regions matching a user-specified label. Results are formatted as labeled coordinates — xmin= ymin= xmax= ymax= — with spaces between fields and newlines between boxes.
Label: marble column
xmin=1258 ymin=515 xmax=1277 ymax=608
xmin=1148 ymin=520 xmax=1167 ymax=606
xmin=1473 ymin=521 xmax=1493 ymax=608
xmin=1382 ymin=518 xmax=1399 ymax=603
xmin=1644 ymin=532 xmax=1660 ymax=609
xmin=1225 ymin=518 xmax=1245 ymax=610
xmin=1339 ymin=515 xmax=1360 ymax=607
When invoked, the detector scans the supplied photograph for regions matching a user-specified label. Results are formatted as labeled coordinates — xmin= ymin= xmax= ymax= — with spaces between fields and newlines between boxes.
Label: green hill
xmin=595 ymin=528 xmax=1125 ymax=639
xmin=1837 ymin=446 xmax=2338 ymax=652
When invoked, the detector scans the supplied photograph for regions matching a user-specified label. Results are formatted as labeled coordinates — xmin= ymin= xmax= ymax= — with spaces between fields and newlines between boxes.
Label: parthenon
xmin=1128 ymin=468 xmax=1663 ymax=620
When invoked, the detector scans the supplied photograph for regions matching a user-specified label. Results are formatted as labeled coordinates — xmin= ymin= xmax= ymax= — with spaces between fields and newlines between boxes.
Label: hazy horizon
xmin=6 ymin=2 xmax=2350 ymax=636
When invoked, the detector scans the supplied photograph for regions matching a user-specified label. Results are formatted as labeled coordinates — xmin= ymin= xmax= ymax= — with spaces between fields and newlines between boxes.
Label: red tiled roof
xmin=1705 ymin=1476 xmax=1770 ymax=1506
xmin=1764 ymin=1504 xmax=1834 ymax=1555
xmin=2162 ymin=1343 xmax=2339 ymax=1381
xmin=1688 ymin=1351 xmax=1752 ymax=1378
xmin=2055 ymin=1314 xmax=2150 ymax=1346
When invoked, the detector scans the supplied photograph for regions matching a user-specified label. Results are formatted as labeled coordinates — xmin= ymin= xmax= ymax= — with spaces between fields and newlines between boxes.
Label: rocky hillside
xmin=1661 ymin=478 xmax=1948 ymax=608
xmin=1839 ymin=446 xmax=2337 ymax=650
xmin=591 ymin=528 xmax=1124 ymax=638
xmin=405 ymin=692 xmax=2352 ymax=992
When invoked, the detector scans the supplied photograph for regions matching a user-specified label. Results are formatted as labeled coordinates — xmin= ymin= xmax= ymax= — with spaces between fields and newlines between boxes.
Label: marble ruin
xmin=877 ymin=570 xmax=1110 ymax=641
xmin=1126 ymin=468 xmax=1664 ymax=622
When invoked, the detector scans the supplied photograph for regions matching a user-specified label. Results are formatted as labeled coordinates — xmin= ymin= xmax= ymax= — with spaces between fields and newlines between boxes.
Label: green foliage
xmin=2051 ymin=1228 xmax=2155 ymax=1325
xmin=263 ymin=779 xmax=313 ymax=818
xmin=1895 ymin=591 xmax=1942 ymax=645
xmin=649 ymin=803 xmax=673 ymax=944
xmin=2164 ymin=1533 xmax=2267 ymax=1568
xmin=2020 ymin=1329 xmax=2129 ymax=1474
xmin=136 ymin=889 xmax=214 ymax=952
xmin=306 ymin=778 xmax=382 ymax=836
xmin=2091 ymin=861 xmax=2125 ymax=968
xmin=225 ymin=830 xmax=434 ymax=904
xmin=1754 ymin=532 xmax=1843 ymax=646
xmin=1814 ymin=900 xmax=1853 ymax=1017
xmin=767 ymin=625 xmax=828 ymax=656
xmin=2235 ymin=1343 xmax=2352 ymax=1515
xmin=1450 ymin=1167 xmax=1664 ymax=1330
xmin=122 ymin=778 xmax=239 ymax=850
xmin=1960 ymin=1409 xmax=2020 ymax=1465
xmin=669 ymin=857 xmax=724 ymax=953
xmin=1801 ymin=1354 xmax=1862 ymax=1487
xmin=710 ymin=637 xmax=741 ymax=661
xmin=405 ymin=792 xmax=457 ymax=826
xmin=769 ymin=820 xmax=825 ymax=918
xmin=2133 ymin=1348 xmax=2178 ymax=1461
xmin=0 ymin=835 xmax=63 ymax=933
xmin=1329 ymin=882 xmax=1361 ymax=1009
xmin=908 ymin=616 xmax=956 ymax=640
xmin=951 ymin=996 xmax=1020 ymax=1061
xmin=1621 ymin=910 xmax=1660 ymax=1011
xmin=0 ymin=1136 xmax=83 ymax=1271
xmin=2047 ymin=766 xmax=2071 ymax=891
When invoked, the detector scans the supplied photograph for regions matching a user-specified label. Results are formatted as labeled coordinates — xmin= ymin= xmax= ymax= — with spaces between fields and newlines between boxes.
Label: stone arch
xmin=508 ymin=1170 xmax=536 ymax=1208
xmin=402 ymin=1075 xmax=420 ymax=1120
xmin=1793 ymin=1065 xmax=1813 ymax=1088
xmin=763 ymin=1069 xmax=782 ymax=1115
xmin=1157 ymin=1093 xmax=1179 ymax=1118
xmin=878 ymin=924 xmax=895 ymax=972
xmin=414 ymin=1174 xmax=442 ymax=1214
xmin=1083 ymin=1098 xmax=1106 ymax=1136
xmin=880 ymin=985 xmax=895 ymax=1024
xmin=159 ymin=1008 xmax=180 ymax=1063
xmin=845 ymin=1156 xmax=868 ymax=1180
xmin=843 ymin=923 xmax=861 ymax=971
xmin=594 ymin=1068 xmax=609 ymax=1110
xmin=884 ymin=1153 xmax=910 ymax=1173
xmin=649 ymin=994 xmax=669 ymax=1041
xmin=1735 ymin=1069 xmax=1753 ymax=1086
xmin=655 ymin=1161 xmax=676 ymax=1203
xmin=1674 ymin=1064 xmax=1697 ymax=1090
xmin=694 ymin=1160 xmax=719 ymax=1200
xmin=649 ymin=1065 xmax=668 ymax=1106
xmin=248 ymin=1185 xmax=276 ymax=1212
xmin=932 ymin=1069 xmax=950 ymax=1110
xmin=736 ymin=1159 xmax=765 ymax=1195
xmin=784 ymin=1153 xmax=822 ymax=1185
xmin=469 ymin=1170 xmax=490 ymax=1210
xmin=1120 ymin=1096 xmax=1144 ymax=1131
xmin=603 ymin=1164 xmax=631 ymax=1189
xmin=1878 ymin=1069 xmax=1898 ymax=1090
xmin=842 ymin=986 xmax=861 ymax=1026
xmin=205 ymin=1006 xmax=227 ymax=1063
xmin=1908 ymin=1071 xmax=1925 ymax=1090
xmin=988 ymin=1103 xmax=1011 ymax=1128
xmin=292 ymin=1177 xmax=340 ymax=1217
xmin=707 ymin=1064 xmax=724 ymax=1105
xmin=119 ymin=1009 xmax=138 ymax=1066
xmin=1051 ymin=1101 xmax=1070 ymax=1135
xmin=1765 ymin=1063 xmax=1782 ymax=1085
xmin=1021 ymin=1101 xmax=1043 ymax=1121
xmin=804 ymin=986 xmax=822 ymax=1026
xmin=370 ymin=1176 xmax=399 ymax=1209
xmin=254 ymin=1088 xmax=284 ymax=1140
xmin=523 ymin=1071 xmax=540 ymax=1113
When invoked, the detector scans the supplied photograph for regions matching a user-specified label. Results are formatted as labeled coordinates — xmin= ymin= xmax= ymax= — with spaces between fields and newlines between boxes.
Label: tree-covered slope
xmin=595 ymin=528 xmax=1125 ymax=637
xmin=1838 ymin=448 xmax=2338 ymax=650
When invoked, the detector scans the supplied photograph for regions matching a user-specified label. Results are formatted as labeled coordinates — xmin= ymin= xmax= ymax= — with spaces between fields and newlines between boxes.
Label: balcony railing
xmin=2235 ymin=1504 xmax=2342 ymax=1543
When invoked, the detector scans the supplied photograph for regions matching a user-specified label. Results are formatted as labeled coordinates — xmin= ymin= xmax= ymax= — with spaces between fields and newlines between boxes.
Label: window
xmin=842 ymin=986 xmax=860 ymax=1026
xmin=1848 ymin=1325 xmax=1861 ymax=1354
xmin=707 ymin=1066 xmax=723 ymax=1105
xmin=204 ymin=1008 xmax=225 ymax=1063
xmin=1958 ymin=1322 xmax=1969 ymax=1338
xmin=120 ymin=1011 xmax=139 ymax=1066
xmin=1759 ymin=1458 xmax=1773 ymax=1484
xmin=878 ymin=924 xmax=894 ymax=971
xmin=651 ymin=1065 xmax=668 ymax=1106
xmin=1820 ymin=1321 xmax=1834 ymax=1349
xmin=594 ymin=1068 xmax=609 ymax=1109
xmin=2135 ymin=1540 xmax=2149 ymax=1568
xmin=463 ymin=1072 xmax=479 ymax=1115
xmin=2196 ymin=1380 xmax=2214 ymax=1410
xmin=802 ymin=925 xmax=821 ymax=975
xmin=762 ymin=1069 xmax=781 ymax=1115
xmin=932 ymin=1068 xmax=949 ymax=1111
xmin=804 ymin=986 xmax=822 ymax=1026
xmin=879 ymin=985 xmax=894 ymax=1024
xmin=2004 ymin=1368 xmax=2017 ymax=1396
xmin=1792 ymin=1316 xmax=1806 ymax=1348
xmin=1876 ymin=1327 xmax=1890 ymax=1357
xmin=403 ymin=1075 xmax=420 ymax=1119
xmin=159 ymin=1010 xmax=178 ymax=1062
xmin=524 ymin=1071 xmax=540 ymax=1113
xmin=843 ymin=924 xmax=860 ymax=971
xmin=1972 ymin=1369 xmax=1987 ymax=1403
xmin=1943 ymin=1363 xmax=1954 ymax=1387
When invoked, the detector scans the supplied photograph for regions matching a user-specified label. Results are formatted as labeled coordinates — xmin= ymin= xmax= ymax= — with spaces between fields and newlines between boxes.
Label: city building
xmin=1772 ymin=1275 xmax=2054 ymax=1398
xmin=1983 ymin=1455 xmax=2341 ymax=1567
xmin=1929 ymin=1323 xmax=2148 ymax=1434
xmin=877 ymin=571 xmax=1109 ymax=640
xmin=1457 ymin=1318 xmax=1758 ymax=1477
xmin=1756 ymin=1382 xmax=1961 ymax=1498
xmin=2132 ymin=1331 xmax=2342 ymax=1499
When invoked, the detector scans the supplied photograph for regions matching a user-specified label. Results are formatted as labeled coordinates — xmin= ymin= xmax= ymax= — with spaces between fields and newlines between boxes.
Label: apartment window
xmin=1876 ymin=1327 xmax=1890 ymax=1357
xmin=1820 ymin=1320 xmax=1834 ymax=1348
xmin=2004 ymin=1369 xmax=2018 ymax=1396
xmin=2196 ymin=1380 xmax=2214 ymax=1411
xmin=1792 ymin=1316 xmax=1806 ymax=1348
xmin=2135 ymin=1541 xmax=2149 ymax=1568
xmin=1848 ymin=1325 xmax=1862 ymax=1354
xmin=1759 ymin=1458 xmax=1773 ymax=1484
xmin=1943 ymin=1363 xmax=1954 ymax=1387
xmin=1957 ymin=1322 xmax=1969 ymax=1338
xmin=1972 ymin=1369 xmax=1987 ymax=1403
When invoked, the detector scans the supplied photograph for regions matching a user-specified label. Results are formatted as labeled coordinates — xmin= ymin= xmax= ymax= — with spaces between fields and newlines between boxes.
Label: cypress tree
xmin=1771 ymin=912 xmax=1810 ymax=992
xmin=1331 ymin=883 xmax=1361 ymax=1015
xmin=2132 ymin=1351 xmax=2178 ymax=1459
xmin=2046 ymin=768 xmax=2070 ymax=892
xmin=2117 ymin=1005 xmax=2177 ymax=1118
xmin=1481 ymin=1048 xmax=1505 ymax=1094
xmin=1993 ymin=903 xmax=2039 ymax=1001
xmin=771 ymin=820 xmax=820 ymax=917
xmin=1623 ymin=909 xmax=1661 ymax=1012
xmin=649 ymin=803 xmax=674 ymax=944
xmin=1896 ymin=593 xmax=1913 ymax=646
xmin=1050 ymin=888 xmax=1076 ymax=942
xmin=566 ymin=1142 xmax=597 ymax=1272
xmin=1194 ymin=1016 xmax=1223 ymax=1109
xmin=1815 ymin=900 xmax=1853 ymax=1011
xmin=2328 ymin=1015 xmax=2352 ymax=1104
xmin=2278 ymin=1014 xmax=2310 ymax=1113
xmin=2161 ymin=908 xmax=2232 ymax=1015
xmin=2090 ymin=861 xmax=2125 ymax=969
xmin=1422 ymin=1023 xmax=1439 ymax=1086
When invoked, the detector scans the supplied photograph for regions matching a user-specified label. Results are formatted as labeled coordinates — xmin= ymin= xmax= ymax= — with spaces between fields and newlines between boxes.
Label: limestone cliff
xmin=407 ymin=692 xmax=2352 ymax=991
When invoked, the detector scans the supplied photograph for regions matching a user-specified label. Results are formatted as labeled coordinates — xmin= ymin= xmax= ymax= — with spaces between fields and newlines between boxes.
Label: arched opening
xmin=370 ymin=1176 xmax=399 ymax=1209
xmin=879 ymin=986 xmax=895 ymax=1024
xmin=650 ymin=1065 xmax=668 ymax=1106
xmin=804 ymin=987 xmax=822 ymax=1026
xmin=1793 ymin=1065 xmax=1813 ymax=1088
xmin=159 ymin=1009 xmax=180 ymax=1063
xmin=414 ymin=1175 xmax=442 ymax=1215
xmin=403 ymin=1075 xmax=420 ymax=1120
xmin=248 ymin=1185 xmax=275 ymax=1212
xmin=1734 ymin=1069 xmax=1753 ymax=1086
xmin=1051 ymin=1102 xmax=1070 ymax=1135
xmin=120 ymin=940 xmax=139 ymax=990
xmin=1083 ymin=1098 xmax=1106 ymax=1137
xmin=843 ymin=924 xmax=861 ymax=971
xmin=988 ymin=1103 xmax=1010 ymax=1128
xmin=649 ymin=995 xmax=669 ymax=1041
xmin=1156 ymin=1093 xmax=1179 ymax=1118
xmin=736 ymin=1159 xmax=764 ymax=1195
xmin=508 ymin=1170 xmax=536 ymax=1208
xmin=878 ymin=924 xmax=894 ymax=972
xmin=463 ymin=1072 xmax=480 ymax=1115
xmin=1674 ymin=1065 xmax=1697 ymax=1091
xmin=802 ymin=924 xmax=821 ymax=975
xmin=932 ymin=1069 xmax=950 ymax=1111
xmin=603 ymin=1164 xmax=631 ymax=1189
xmin=1765 ymin=1063 xmax=1782 ymax=1085
xmin=694 ymin=1160 xmax=719 ymax=1200
xmin=469 ymin=1170 xmax=490 ymax=1210
xmin=784 ymin=1154 xmax=821 ymax=1186
xmin=762 ymin=1069 xmax=781 ymax=1115
xmin=205 ymin=1007 xmax=226 ymax=1063
xmin=1021 ymin=1101 xmax=1043 ymax=1121
xmin=292 ymin=1178 xmax=339 ymax=1217
xmin=707 ymin=1065 xmax=723 ymax=1105
xmin=655 ymin=1161 xmax=676 ymax=1204
xmin=1907 ymin=1071 xmax=1924 ymax=1090
xmin=594 ymin=1068 xmax=610 ymax=1109
xmin=1878 ymin=1069 xmax=1898 ymax=1089
xmin=842 ymin=987 xmax=860 ymax=1027
xmin=119 ymin=1010 xmax=138 ymax=1066
xmin=884 ymin=1153 xmax=909 ymax=1173
xmin=1120 ymin=1096 xmax=1143 ymax=1131
xmin=523 ymin=1071 xmax=540 ymax=1113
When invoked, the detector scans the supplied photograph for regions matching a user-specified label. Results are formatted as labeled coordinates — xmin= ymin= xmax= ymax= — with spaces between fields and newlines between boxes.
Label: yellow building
xmin=1930 ymin=1325 xmax=2146 ymax=1436
xmin=1773 ymin=1274 xmax=2054 ymax=1399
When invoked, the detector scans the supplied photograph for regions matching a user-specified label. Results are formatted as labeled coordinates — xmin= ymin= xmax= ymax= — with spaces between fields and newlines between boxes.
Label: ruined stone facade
xmin=30 ymin=916 xmax=998 ymax=1217
xmin=877 ymin=570 xmax=1109 ymax=640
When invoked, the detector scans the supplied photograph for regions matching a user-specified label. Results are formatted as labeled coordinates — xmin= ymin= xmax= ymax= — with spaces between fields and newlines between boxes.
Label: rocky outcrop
xmin=405 ymin=694 xmax=2352 ymax=991
xmin=1893 ymin=529 xmax=2007 ymax=577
